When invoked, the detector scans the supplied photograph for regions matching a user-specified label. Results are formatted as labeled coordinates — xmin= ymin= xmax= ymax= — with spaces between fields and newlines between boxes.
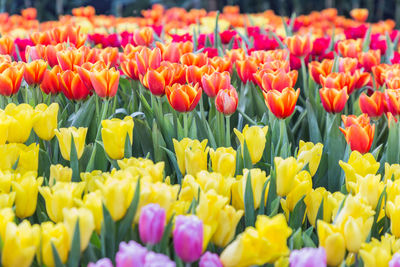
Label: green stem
xmin=225 ymin=115 xmax=231 ymax=147
xmin=217 ymin=111 xmax=224 ymax=147
xmin=300 ymin=56 xmax=309 ymax=99
xmin=237 ymin=109 xmax=257 ymax=125
xmin=279 ymin=119 xmax=287 ymax=156
xmin=183 ymin=112 xmax=189 ymax=137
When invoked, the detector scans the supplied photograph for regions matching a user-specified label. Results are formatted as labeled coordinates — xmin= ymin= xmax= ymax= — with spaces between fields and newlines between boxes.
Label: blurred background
xmin=2 ymin=0 xmax=398 ymax=22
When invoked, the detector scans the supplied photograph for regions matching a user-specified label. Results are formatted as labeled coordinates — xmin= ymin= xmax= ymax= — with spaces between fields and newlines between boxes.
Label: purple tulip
xmin=290 ymin=247 xmax=327 ymax=267
xmin=144 ymin=251 xmax=176 ymax=267
xmin=173 ymin=215 xmax=203 ymax=263
xmin=139 ymin=204 xmax=166 ymax=245
xmin=199 ymin=252 xmax=223 ymax=267
xmin=116 ymin=241 xmax=147 ymax=267
xmin=390 ymin=253 xmax=400 ymax=267
xmin=88 ymin=258 xmax=113 ymax=267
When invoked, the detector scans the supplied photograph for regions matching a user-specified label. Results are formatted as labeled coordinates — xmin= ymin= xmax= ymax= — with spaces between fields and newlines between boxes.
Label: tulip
xmin=259 ymin=69 xmax=298 ymax=92
xmin=184 ymin=139 xmax=209 ymax=176
xmin=289 ymin=247 xmax=327 ymax=267
xmin=40 ymin=222 xmax=70 ymax=267
xmin=308 ymin=60 xmax=333 ymax=84
xmin=195 ymin=171 xmax=235 ymax=199
xmin=360 ymin=236 xmax=392 ymax=267
xmin=0 ymin=112 xmax=10 ymax=145
xmin=83 ymin=191 xmax=103 ymax=233
xmin=101 ymin=116 xmax=134 ymax=160
xmin=201 ymin=71 xmax=231 ymax=97
xmin=23 ymin=59 xmax=47 ymax=85
xmin=200 ymin=252 xmax=223 ymax=267
xmin=387 ymin=197 xmax=400 ymax=237
xmin=0 ymin=192 xmax=15 ymax=208
xmin=173 ymin=215 xmax=203 ymax=263
xmin=12 ymin=173 xmax=43 ymax=218
xmin=56 ymin=49 xmax=84 ymax=71
xmin=350 ymin=8 xmax=369 ymax=22
xmin=90 ymin=67 xmax=120 ymax=98
xmin=235 ymin=58 xmax=258 ymax=83
xmin=120 ymin=58 xmax=139 ymax=80
xmin=40 ymin=65 xmax=62 ymax=94
xmin=14 ymin=143 xmax=39 ymax=174
xmin=33 ymin=103 xmax=59 ymax=141
xmin=136 ymin=47 xmax=161 ymax=76
xmin=0 ymin=64 xmax=24 ymax=96
xmin=347 ymin=174 xmax=384 ymax=209
xmin=342 ymin=216 xmax=374 ymax=252
xmin=337 ymin=39 xmax=362 ymax=58
xmin=88 ymin=258 xmax=113 ymax=267
xmin=340 ymin=114 xmax=375 ymax=154
xmin=319 ymin=87 xmax=349 ymax=113
xmin=210 ymin=56 xmax=231 ymax=72
xmin=49 ymin=164 xmax=72 ymax=186
xmin=384 ymin=163 xmax=400 ymax=182
xmin=0 ymin=208 xmax=14 ymax=240
xmin=5 ymin=103 xmax=35 ymax=143
xmin=234 ymin=125 xmax=268 ymax=165
xmin=54 ymin=127 xmax=87 ymax=161
xmin=296 ymin=140 xmax=323 ymax=176
xmin=144 ymin=252 xmax=176 ymax=266
xmin=0 ymin=36 xmax=14 ymax=55
xmin=186 ymin=64 xmax=215 ymax=85
xmin=58 ymin=70 xmax=90 ymax=100
xmin=156 ymin=42 xmax=182 ymax=63
xmin=263 ymin=87 xmax=299 ymax=119
xmin=215 ymin=87 xmax=238 ymax=115
xmin=180 ymin=52 xmax=209 ymax=67
xmin=225 ymin=49 xmax=246 ymax=62
xmin=359 ymin=91 xmax=385 ymax=118
xmin=386 ymin=89 xmax=400 ymax=115
xmin=165 ymin=83 xmax=202 ymax=112
xmin=317 ymin=221 xmax=346 ymax=266
xmin=212 ymin=205 xmax=243 ymax=247
xmin=390 ymin=253 xmax=400 ymax=267
xmin=359 ymin=50 xmax=381 ymax=72
xmin=338 ymin=57 xmax=358 ymax=74
xmin=116 ymin=240 xmax=148 ymax=267
xmin=133 ymin=27 xmax=154 ymax=46
xmin=209 ymin=147 xmax=236 ymax=177
xmin=286 ymin=35 xmax=312 ymax=58
xmin=139 ymin=203 xmax=166 ymax=245
xmin=63 ymin=207 xmax=95 ymax=252
xmin=275 ymin=157 xmax=304 ymax=197
xmin=2 ymin=221 xmax=40 ymax=267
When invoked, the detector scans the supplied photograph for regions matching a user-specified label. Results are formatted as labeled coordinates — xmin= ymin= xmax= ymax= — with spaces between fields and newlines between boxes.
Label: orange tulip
xmin=260 ymin=68 xmax=298 ymax=92
xmin=156 ymin=42 xmax=182 ymax=63
xmin=99 ymin=47 xmax=119 ymax=68
xmin=0 ymin=36 xmax=14 ymax=55
xmin=359 ymin=91 xmax=385 ymax=118
xmin=340 ymin=114 xmax=375 ymax=154
xmin=215 ymin=87 xmax=238 ymax=115
xmin=319 ymin=87 xmax=349 ymax=113
xmin=21 ymin=7 xmax=37 ymax=20
xmin=142 ymin=66 xmax=175 ymax=96
xmin=165 ymin=83 xmax=202 ymax=112
xmin=0 ymin=64 xmax=24 ymax=96
xmin=180 ymin=52 xmax=209 ymax=67
xmin=350 ymin=8 xmax=369 ymax=22
xmin=58 ymin=70 xmax=90 ymax=100
xmin=385 ymin=89 xmax=400 ymax=115
xmin=201 ymin=71 xmax=231 ymax=97
xmin=358 ymin=50 xmax=381 ymax=72
xmin=40 ymin=65 xmax=62 ymax=95
xmin=168 ymin=62 xmax=187 ymax=84
xmin=30 ymin=31 xmax=52 ymax=46
xmin=285 ymin=35 xmax=312 ymax=58
xmin=135 ymin=47 xmax=161 ymax=76
xmin=337 ymin=39 xmax=362 ymax=58
xmin=382 ymin=69 xmax=400 ymax=90
xmin=121 ymin=59 xmax=139 ymax=80
xmin=56 ymin=49 xmax=84 ymax=71
xmin=338 ymin=57 xmax=358 ymax=74
xmin=133 ymin=27 xmax=154 ymax=47
xmin=210 ymin=56 xmax=231 ymax=72
xmin=320 ymin=72 xmax=360 ymax=94
xmin=25 ymin=44 xmax=46 ymax=62
xmin=90 ymin=68 xmax=120 ymax=98
xmin=263 ymin=87 xmax=300 ymax=119
xmin=372 ymin=64 xmax=391 ymax=87
xmin=235 ymin=58 xmax=258 ymax=83
xmin=45 ymin=44 xmax=64 ymax=67
xmin=262 ymin=60 xmax=290 ymax=72
xmin=309 ymin=60 xmax=333 ymax=84
xmin=56 ymin=25 xmax=87 ymax=48
xmin=225 ymin=49 xmax=246 ymax=62
xmin=24 ymin=59 xmax=48 ymax=85
xmin=185 ymin=64 xmax=215 ymax=85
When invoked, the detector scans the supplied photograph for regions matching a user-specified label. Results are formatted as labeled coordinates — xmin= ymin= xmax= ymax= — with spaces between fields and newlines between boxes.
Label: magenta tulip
xmin=199 ymin=252 xmax=223 ymax=267
xmin=173 ymin=215 xmax=203 ymax=263
xmin=290 ymin=247 xmax=327 ymax=267
xmin=139 ymin=204 xmax=166 ymax=245
xmin=88 ymin=258 xmax=113 ymax=267
xmin=116 ymin=241 xmax=147 ymax=267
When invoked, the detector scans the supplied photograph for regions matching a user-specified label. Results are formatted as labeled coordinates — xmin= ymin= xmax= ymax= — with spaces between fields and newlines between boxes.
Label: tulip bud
xmin=165 ymin=83 xmax=202 ymax=112
xmin=289 ymin=247 xmax=327 ymax=267
xmin=215 ymin=87 xmax=238 ymax=115
xmin=263 ymin=87 xmax=300 ymax=119
xmin=173 ymin=215 xmax=203 ymax=263
xmin=33 ymin=103 xmax=59 ymax=141
xmin=12 ymin=172 xmax=43 ymax=218
xmin=201 ymin=71 xmax=231 ymax=97
xmin=49 ymin=164 xmax=72 ymax=186
xmin=234 ymin=125 xmax=268 ymax=165
xmin=200 ymin=252 xmax=223 ymax=267
xmin=139 ymin=203 xmax=166 ymax=245
xmin=40 ymin=222 xmax=70 ymax=267
xmin=90 ymin=67 xmax=120 ymax=98
xmin=63 ymin=207 xmax=95 ymax=252
xmin=54 ymin=127 xmax=87 ymax=161
xmin=5 ymin=103 xmax=35 ymax=143
xmin=275 ymin=157 xmax=304 ymax=197
xmin=101 ymin=116 xmax=134 ymax=160
xmin=209 ymin=147 xmax=236 ymax=177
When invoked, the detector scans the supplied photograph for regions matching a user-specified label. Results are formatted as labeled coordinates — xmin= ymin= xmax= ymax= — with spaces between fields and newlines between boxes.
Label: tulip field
xmin=2 ymin=4 xmax=400 ymax=267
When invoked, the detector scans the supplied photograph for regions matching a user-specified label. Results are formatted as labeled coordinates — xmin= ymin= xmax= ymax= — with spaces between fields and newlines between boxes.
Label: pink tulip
xmin=139 ymin=204 xmax=166 ymax=245
xmin=173 ymin=215 xmax=203 ymax=263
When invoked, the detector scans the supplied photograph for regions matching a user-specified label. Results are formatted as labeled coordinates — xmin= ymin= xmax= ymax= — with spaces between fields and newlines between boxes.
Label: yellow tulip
xmin=0 ymin=111 xmax=10 ymax=145
xmin=0 ymin=144 xmax=20 ymax=171
xmin=196 ymin=171 xmax=235 ymax=199
xmin=54 ymin=127 xmax=87 ymax=161
xmin=359 ymin=236 xmax=392 ymax=267
xmin=173 ymin=138 xmax=192 ymax=175
xmin=33 ymin=103 xmax=59 ymax=140
xmin=232 ymin=168 xmax=269 ymax=210
xmin=80 ymin=170 xmax=105 ymax=193
xmin=0 ymin=171 xmax=12 ymax=193
xmin=147 ymin=182 xmax=180 ymax=219
xmin=0 ymin=192 xmax=15 ymax=208
xmin=384 ymin=162 xmax=400 ymax=182
xmin=101 ymin=116 xmax=134 ymax=160
xmin=63 ymin=207 xmax=95 ymax=252
xmin=317 ymin=220 xmax=346 ymax=266
xmin=234 ymin=125 xmax=268 ymax=165
xmin=280 ymin=171 xmax=312 ymax=220
xmin=39 ymin=182 xmax=86 ymax=222
xmin=209 ymin=147 xmax=236 ymax=177
xmin=14 ymin=143 xmax=39 ymax=174
xmin=5 ymin=103 xmax=35 ymax=143
xmin=275 ymin=157 xmax=304 ymax=197
xmin=40 ymin=222 xmax=70 ymax=267
xmin=339 ymin=151 xmax=379 ymax=190
xmin=342 ymin=216 xmax=373 ymax=252
xmin=83 ymin=191 xmax=103 ymax=234
xmin=12 ymin=172 xmax=43 ymax=218
xmin=212 ymin=204 xmax=244 ymax=247
xmin=334 ymin=195 xmax=375 ymax=229
xmin=2 ymin=220 xmax=40 ymax=267
xmin=49 ymin=164 xmax=72 ymax=186
xmin=347 ymin=174 xmax=384 ymax=209
xmin=179 ymin=174 xmax=200 ymax=202
xmin=184 ymin=139 xmax=209 ymax=176
xmin=118 ymin=157 xmax=165 ymax=183
xmin=387 ymin=196 xmax=400 ymax=238
xmin=0 ymin=208 xmax=14 ymax=240
xmin=296 ymin=140 xmax=323 ymax=176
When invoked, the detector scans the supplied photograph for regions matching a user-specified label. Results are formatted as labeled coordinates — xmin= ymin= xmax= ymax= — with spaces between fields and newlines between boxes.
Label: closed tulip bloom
xmin=385 ymin=89 xmax=400 ymax=115
xmin=83 ymin=191 xmax=103 ymax=233
xmin=116 ymin=240 xmax=147 ymax=267
xmin=359 ymin=91 xmax=385 ymax=118
xmin=0 ymin=192 xmax=15 ymax=208
xmin=14 ymin=143 xmax=39 ymax=174
xmin=359 ymin=50 xmax=381 ymax=72
xmin=234 ymin=125 xmax=268 ymax=165
xmin=340 ymin=114 xmax=375 ymax=154
xmin=348 ymin=174 xmax=384 ymax=209
xmin=173 ymin=215 xmax=203 ymax=263
xmin=142 ymin=65 xmax=175 ymax=96
xmin=5 ymin=103 xmax=35 ymax=143
xmin=55 ymin=127 xmax=87 ymax=161
xmin=235 ymin=58 xmax=258 ymax=83
xmin=58 ymin=70 xmax=90 ymax=100
xmin=0 ymin=36 xmax=14 ymax=55
xmin=2 ymin=221 xmax=40 ymax=267
xmin=200 ymin=252 xmax=223 ymax=267
xmin=139 ymin=203 xmax=166 ymax=245
xmin=290 ymin=247 xmax=327 ymax=267
xmin=286 ymin=35 xmax=312 ymax=57
xmin=90 ymin=67 xmax=120 ymax=98
xmin=56 ymin=49 xmax=84 ymax=71
xmin=186 ymin=64 xmax=215 ymax=85
xmin=40 ymin=65 xmax=62 ymax=95
xmin=133 ymin=27 xmax=154 ymax=46
xmin=308 ymin=60 xmax=333 ymax=84
xmin=387 ymin=197 xmax=400 ymax=237
xmin=209 ymin=147 xmax=236 ymax=177
xmin=215 ymin=87 xmax=238 ymax=115
xmin=212 ymin=205 xmax=243 ymax=247
xmin=201 ymin=71 xmax=231 ymax=97
xmin=337 ymin=39 xmax=362 ymax=58
xmin=184 ymin=139 xmax=209 ymax=176
xmin=319 ymin=87 xmax=349 ymax=113
xmin=260 ymin=69 xmax=298 ymax=92
xmin=0 ymin=64 xmax=24 ymax=96
xmin=296 ymin=140 xmax=323 ymax=176
xmin=0 ymin=208 xmax=14 ymax=240
xmin=63 ymin=207 xmax=95 ymax=252
xmin=49 ymin=164 xmax=72 ymax=186
xmin=166 ymin=83 xmax=202 ymax=112
xmin=33 ymin=103 xmax=59 ymax=140
xmin=23 ymin=59 xmax=47 ymax=85
xmin=120 ymin=58 xmax=139 ymax=80
xmin=136 ymin=47 xmax=161 ymax=76
xmin=180 ymin=52 xmax=209 ymax=67
xmin=40 ymin=222 xmax=70 ymax=267
xmin=101 ymin=116 xmax=134 ymax=160
xmin=12 ymin=173 xmax=43 ymax=218
xmin=263 ymin=87 xmax=300 ymax=119
xmin=88 ymin=258 xmax=113 ymax=267
xmin=317 ymin=221 xmax=346 ymax=266
xmin=350 ymin=8 xmax=369 ymax=22
xmin=275 ymin=157 xmax=304 ymax=197
xmin=342 ymin=216 xmax=374 ymax=252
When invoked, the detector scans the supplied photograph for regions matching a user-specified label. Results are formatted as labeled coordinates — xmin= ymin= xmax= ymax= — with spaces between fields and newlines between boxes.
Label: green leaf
xmin=156 ymin=214 xmax=174 ymax=254
xmin=258 ymin=178 xmax=270 ymax=216
xmin=160 ymin=146 xmax=183 ymax=184
xmin=306 ymin=100 xmax=322 ymax=143
xmin=386 ymin=121 xmax=400 ymax=164
xmin=362 ymin=25 xmax=372 ymax=52
xmin=70 ymin=135 xmax=79 ymax=182
xmin=370 ymin=187 xmax=386 ymax=239
xmin=289 ymin=228 xmax=303 ymax=250
xmin=289 ymin=195 xmax=306 ymax=229
xmin=302 ymin=232 xmax=316 ymax=248
xmin=266 ymin=168 xmax=278 ymax=215
xmin=68 ymin=96 xmax=95 ymax=127
xmin=315 ymin=199 xmax=324 ymax=226
xmin=11 ymin=156 xmax=19 ymax=171
xmin=244 ymin=172 xmax=255 ymax=227
xmin=101 ymin=204 xmax=116 ymax=260
xmin=67 ymin=220 xmax=81 ymax=267
xmin=124 ymin=133 xmax=132 ymax=159
xmin=242 ymin=140 xmax=253 ymax=170
xmin=51 ymin=242 xmax=66 ymax=267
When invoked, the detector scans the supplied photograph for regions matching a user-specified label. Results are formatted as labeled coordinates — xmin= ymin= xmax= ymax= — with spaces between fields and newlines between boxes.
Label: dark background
xmin=4 ymin=0 xmax=399 ymax=23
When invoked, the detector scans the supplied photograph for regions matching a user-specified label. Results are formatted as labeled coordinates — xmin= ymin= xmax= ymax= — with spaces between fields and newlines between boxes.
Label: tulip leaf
xmin=370 ymin=187 xmax=387 ymax=239
xmin=133 ymin=118 xmax=154 ymax=160
xmin=101 ymin=204 xmax=116 ymax=260
xmin=194 ymin=111 xmax=217 ymax=149
xmin=124 ymin=133 xmax=132 ymax=159
xmin=315 ymin=199 xmax=324 ymax=226
xmin=117 ymin=178 xmax=140 ymax=244
xmin=386 ymin=121 xmax=400 ymax=164
xmin=258 ymin=178 xmax=270 ymax=215
xmin=306 ymin=100 xmax=322 ymax=143
xmin=152 ymin=122 xmax=168 ymax=164
xmin=138 ymin=93 xmax=154 ymax=125
xmin=289 ymin=228 xmax=302 ymax=250
xmin=242 ymin=140 xmax=253 ymax=170
xmin=51 ymin=242 xmax=66 ymax=267
xmin=11 ymin=156 xmax=19 ymax=171
xmin=266 ymin=168 xmax=278 ymax=215
xmin=68 ymin=220 xmax=81 ymax=267
xmin=302 ymin=232 xmax=316 ymax=248
xmin=70 ymin=135 xmax=79 ymax=182
xmin=362 ymin=25 xmax=372 ymax=52
xmin=156 ymin=214 xmax=175 ymax=254
xmin=289 ymin=195 xmax=306 ymax=229
xmin=244 ymin=172 xmax=256 ymax=227
xmin=269 ymin=196 xmax=281 ymax=217
xmin=68 ymin=96 xmax=95 ymax=127
xmin=160 ymin=146 xmax=183 ymax=184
